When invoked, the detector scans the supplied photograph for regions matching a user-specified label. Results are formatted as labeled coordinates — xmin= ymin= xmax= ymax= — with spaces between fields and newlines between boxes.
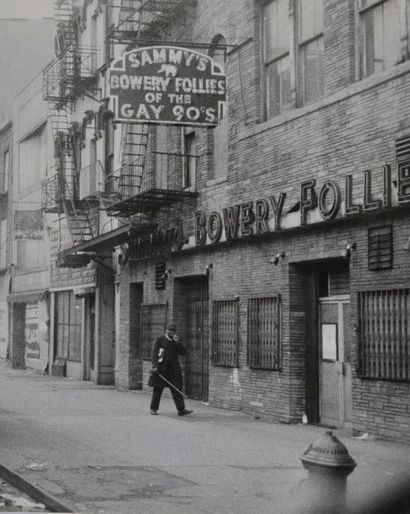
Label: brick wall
xmin=109 ymin=0 xmax=410 ymax=441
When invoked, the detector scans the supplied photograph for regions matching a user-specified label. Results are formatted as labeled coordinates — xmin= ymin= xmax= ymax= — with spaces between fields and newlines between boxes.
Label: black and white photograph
xmin=0 ymin=0 xmax=409 ymax=512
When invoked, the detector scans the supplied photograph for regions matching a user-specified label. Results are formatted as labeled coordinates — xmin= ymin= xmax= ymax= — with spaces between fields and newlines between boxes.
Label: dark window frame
xmin=368 ymin=225 xmax=393 ymax=270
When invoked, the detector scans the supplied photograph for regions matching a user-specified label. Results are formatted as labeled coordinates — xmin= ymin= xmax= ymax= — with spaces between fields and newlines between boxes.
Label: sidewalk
xmin=0 ymin=360 xmax=409 ymax=513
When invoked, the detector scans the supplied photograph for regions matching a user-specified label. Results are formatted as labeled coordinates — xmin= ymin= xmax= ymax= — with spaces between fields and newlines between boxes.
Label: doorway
xmin=179 ymin=277 xmax=209 ymax=401
xmin=129 ymin=283 xmax=143 ymax=389
xmin=83 ymin=293 xmax=95 ymax=381
xmin=318 ymin=296 xmax=352 ymax=427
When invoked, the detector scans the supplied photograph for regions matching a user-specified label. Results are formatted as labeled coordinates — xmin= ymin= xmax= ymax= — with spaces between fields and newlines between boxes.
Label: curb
xmin=0 ymin=464 xmax=73 ymax=512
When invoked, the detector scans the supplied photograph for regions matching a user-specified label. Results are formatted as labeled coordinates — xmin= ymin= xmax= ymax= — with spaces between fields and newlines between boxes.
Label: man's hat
xmin=166 ymin=322 xmax=176 ymax=331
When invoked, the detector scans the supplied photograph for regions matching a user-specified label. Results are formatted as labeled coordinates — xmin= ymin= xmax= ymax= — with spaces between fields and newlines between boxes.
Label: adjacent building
xmin=0 ymin=121 xmax=11 ymax=358
xmin=8 ymin=72 xmax=53 ymax=371
xmin=0 ymin=18 xmax=54 ymax=366
xmin=40 ymin=0 xmax=410 ymax=443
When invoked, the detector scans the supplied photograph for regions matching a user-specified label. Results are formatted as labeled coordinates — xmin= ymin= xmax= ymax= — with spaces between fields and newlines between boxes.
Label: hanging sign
xmin=108 ymin=46 xmax=226 ymax=126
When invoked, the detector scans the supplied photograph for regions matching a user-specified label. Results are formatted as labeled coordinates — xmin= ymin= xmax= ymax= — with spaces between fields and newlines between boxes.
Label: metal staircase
xmin=41 ymin=0 xmax=96 ymax=248
xmin=120 ymin=122 xmax=150 ymax=197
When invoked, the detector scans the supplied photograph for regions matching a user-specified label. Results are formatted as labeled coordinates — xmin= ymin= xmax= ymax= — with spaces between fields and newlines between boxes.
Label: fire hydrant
xmin=300 ymin=431 xmax=356 ymax=513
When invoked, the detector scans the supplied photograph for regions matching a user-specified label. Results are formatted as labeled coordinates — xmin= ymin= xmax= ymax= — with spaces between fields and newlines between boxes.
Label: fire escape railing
xmin=42 ymin=45 xmax=98 ymax=106
xmin=106 ymin=150 xmax=198 ymax=198
xmin=108 ymin=0 xmax=197 ymax=43
xmin=103 ymin=150 xmax=199 ymax=217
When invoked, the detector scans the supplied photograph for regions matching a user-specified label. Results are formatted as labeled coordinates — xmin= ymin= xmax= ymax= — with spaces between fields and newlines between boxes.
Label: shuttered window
xmin=155 ymin=262 xmax=166 ymax=290
xmin=211 ymin=299 xmax=239 ymax=367
xmin=368 ymin=226 xmax=392 ymax=270
xmin=247 ymin=296 xmax=281 ymax=370
xmin=140 ymin=303 xmax=167 ymax=360
xmin=358 ymin=289 xmax=410 ymax=381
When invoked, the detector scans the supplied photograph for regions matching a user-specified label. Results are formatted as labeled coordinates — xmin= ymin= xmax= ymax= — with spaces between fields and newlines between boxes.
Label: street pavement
xmin=0 ymin=359 xmax=409 ymax=514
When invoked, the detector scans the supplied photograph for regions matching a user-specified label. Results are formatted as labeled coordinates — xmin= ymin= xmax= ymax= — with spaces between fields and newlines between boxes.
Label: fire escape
xmin=103 ymin=0 xmax=199 ymax=255
xmin=42 ymin=0 xmax=99 ymax=266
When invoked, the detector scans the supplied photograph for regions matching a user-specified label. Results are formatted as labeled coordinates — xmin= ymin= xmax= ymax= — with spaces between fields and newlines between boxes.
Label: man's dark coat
xmin=148 ymin=334 xmax=186 ymax=389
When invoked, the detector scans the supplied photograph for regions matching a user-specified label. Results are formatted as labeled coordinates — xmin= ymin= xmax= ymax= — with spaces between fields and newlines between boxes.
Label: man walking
xmin=149 ymin=322 xmax=193 ymax=417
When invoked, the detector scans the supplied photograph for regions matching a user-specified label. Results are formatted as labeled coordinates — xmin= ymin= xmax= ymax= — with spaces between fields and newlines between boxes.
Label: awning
xmin=7 ymin=289 xmax=48 ymax=304
xmin=63 ymin=225 xmax=130 ymax=255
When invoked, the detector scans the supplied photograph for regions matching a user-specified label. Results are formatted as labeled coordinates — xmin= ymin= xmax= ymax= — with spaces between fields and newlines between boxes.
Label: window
xmin=318 ymin=264 xmax=350 ymax=297
xmin=211 ymin=299 xmax=239 ymax=367
xmin=19 ymin=124 xmax=47 ymax=191
xmin=210 ymin=35 xmax=228 ymax=180
xmin=263 ymin=0 xmax=292 ymax=118
xmin=140 ymin=303 xmax=168 ymax=360
xmin=182 ymin=129 xmax=196 ymax=189
xmin=155 ymin=125 xmax=168 ymax=189
xmin=55 ymin=291 xmax=82 ymax=362
xmin=262 ymin=0 xmax=324 ymax=119
xmin=368 ymin=226 xmax=393 ymax=270
xmin=360 ymin=0 xmax=402 ymax=78
xmin=2 ymin=149 xmax=9 ymax=193
xmin=16 ymin=240 xmax=47 ymax=271
xmin=358 ymin=289 xmax=410 ymax=381
xmin=0 ymin=219 xmax=6 ymax=269
xmin=297 ymin=0 xmax=324 ymax=104
xmin=90 ymin=14 xmax=98 ymax=72
xmin=247 ymin=296 xmax=281 ymax=370
xmin=104 ymin=114 xmax=115 ymax=192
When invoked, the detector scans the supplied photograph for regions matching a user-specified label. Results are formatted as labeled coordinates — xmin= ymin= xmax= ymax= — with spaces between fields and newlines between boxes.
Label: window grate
xmin=211 ymin=299 xmax=239 ymax=367
xmin=396 ymin=136 xmax=410 ymax=162
xmin=358 ymin=289 xmax=410 ymax=381
xmin=368 ymin=226 xmax=393 ymax=270
xmin=140 ymin=303 xmax=167 ymax=360
xmin=247 ymin=296 xmax=281 ymax=370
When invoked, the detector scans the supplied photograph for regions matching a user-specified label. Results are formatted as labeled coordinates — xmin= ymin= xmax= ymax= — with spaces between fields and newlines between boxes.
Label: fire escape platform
xmin=105 ymin=188 xmax=198 ymax=217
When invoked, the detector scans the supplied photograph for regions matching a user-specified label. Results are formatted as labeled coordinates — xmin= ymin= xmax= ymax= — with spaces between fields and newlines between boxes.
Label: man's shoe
xmin=178 ymin=409 xmax=193 ymax=417
xmin=150 ymin=409 xmax=158 ymax=415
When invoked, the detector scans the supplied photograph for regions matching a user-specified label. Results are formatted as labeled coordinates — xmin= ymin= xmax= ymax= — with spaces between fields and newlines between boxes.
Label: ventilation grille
xmin=395 ymin=136 xmax=410 ymax=162
xmin=368 ymin=226 xmax=393 ymax=271
xmin=155 ymin=262 xmax=166 ymax=290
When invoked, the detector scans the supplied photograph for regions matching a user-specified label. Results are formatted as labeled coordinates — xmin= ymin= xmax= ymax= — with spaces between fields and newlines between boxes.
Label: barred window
xmin=247 ymin=296 xmax=281 ymax=370
xmin=140 ymin=303 xmax=167 ymax=360
xmin=211 ymin=299 xmax=239 ymax=367
xmin=358 ymin=289 xmax=410 ymax=381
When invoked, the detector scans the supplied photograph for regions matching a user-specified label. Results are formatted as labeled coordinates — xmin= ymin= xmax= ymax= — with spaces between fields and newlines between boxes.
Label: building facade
xmin=8 ymin=73 xmax=53 ymax=371
xmin=43 ymin=0 xmax=410 ymax=443
xmin=0 ymin=121 xmax=11 ymax=359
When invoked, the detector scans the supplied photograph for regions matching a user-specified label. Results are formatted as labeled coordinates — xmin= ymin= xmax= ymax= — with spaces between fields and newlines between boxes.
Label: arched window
xmin=209 ymin=35 xmax=228 ymax=181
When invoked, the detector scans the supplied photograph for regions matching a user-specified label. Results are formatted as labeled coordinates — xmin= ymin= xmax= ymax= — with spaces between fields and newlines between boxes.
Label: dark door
xmin=184 ymin=278 xmax=209 ymax=401
xmin=129 ymin=283 xmax=143 ymax=389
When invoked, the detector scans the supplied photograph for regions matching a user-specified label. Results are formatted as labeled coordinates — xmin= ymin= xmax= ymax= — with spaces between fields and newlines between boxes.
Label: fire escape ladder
xmin=119 ymin=122 xmax=149 ymax=197
xmin=109 ymin=0 xmax=196 ymax=43
xmin=54 ymin=0 xmax=77 ymax=48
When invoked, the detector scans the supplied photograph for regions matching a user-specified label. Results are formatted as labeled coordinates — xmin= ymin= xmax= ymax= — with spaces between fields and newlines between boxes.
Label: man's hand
xmin=150 ymin=368 xmax=158 ymax=375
